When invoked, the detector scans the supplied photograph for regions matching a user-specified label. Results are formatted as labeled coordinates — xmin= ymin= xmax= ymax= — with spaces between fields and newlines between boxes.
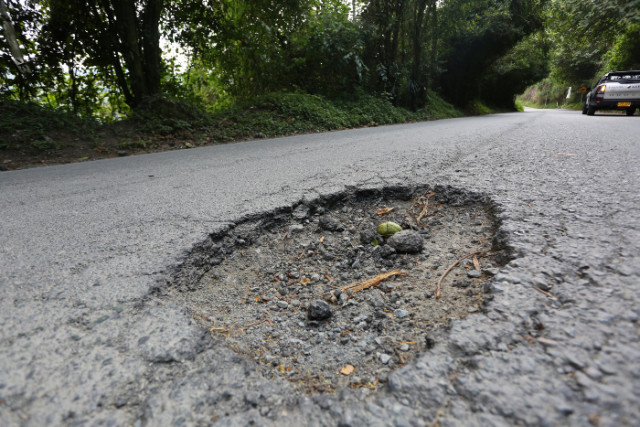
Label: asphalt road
xmin=1 ymin=108 xmax=638 ymax=426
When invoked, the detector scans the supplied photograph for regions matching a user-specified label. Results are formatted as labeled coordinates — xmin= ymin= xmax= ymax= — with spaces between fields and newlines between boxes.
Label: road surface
xmin=1 ymin=108 xmax=638 ymax=426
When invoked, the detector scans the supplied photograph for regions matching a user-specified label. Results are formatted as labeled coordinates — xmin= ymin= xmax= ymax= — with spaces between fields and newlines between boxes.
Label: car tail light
xmin=595 ymin=85 xmax=606 ymax=102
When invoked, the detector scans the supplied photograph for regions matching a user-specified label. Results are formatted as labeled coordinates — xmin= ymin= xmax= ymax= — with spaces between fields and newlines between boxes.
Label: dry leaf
xmin=376 ymin=207 xmax=395 ymax=215
xmin=473 ymin=255 xmax=481 ymax=272
xmin=340 ymin=365 xmax=355 ymax=375
xmin=300 ymin=278 xmax=311 ymax=285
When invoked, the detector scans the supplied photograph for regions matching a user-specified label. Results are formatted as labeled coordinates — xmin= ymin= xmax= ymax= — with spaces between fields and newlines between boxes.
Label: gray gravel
xmin=1 ymin=109 xmax=639 ymax=426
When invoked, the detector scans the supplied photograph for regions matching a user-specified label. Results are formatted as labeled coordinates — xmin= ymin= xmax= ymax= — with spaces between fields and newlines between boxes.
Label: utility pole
xmin=0 ymin=0 xmax=31 ymax=74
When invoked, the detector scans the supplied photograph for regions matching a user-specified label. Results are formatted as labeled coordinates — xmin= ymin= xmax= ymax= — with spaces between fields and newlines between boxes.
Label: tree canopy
xmin=1 ymin=0 xmax=638 ymax=119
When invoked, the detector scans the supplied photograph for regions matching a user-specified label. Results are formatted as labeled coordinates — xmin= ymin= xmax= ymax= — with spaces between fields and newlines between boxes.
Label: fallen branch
xmin=341 ymin=269 xmax=406 ymax=294
xmin=436 ymin=251 xmax=484 ymax=299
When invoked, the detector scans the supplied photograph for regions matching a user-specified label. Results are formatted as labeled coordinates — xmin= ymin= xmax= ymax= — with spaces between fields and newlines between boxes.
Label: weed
xmin=32 ymin=138 xmax=61 ymax=151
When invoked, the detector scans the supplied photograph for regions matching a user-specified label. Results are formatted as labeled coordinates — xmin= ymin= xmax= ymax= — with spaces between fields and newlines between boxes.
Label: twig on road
xmin=436 ymin=251 xmax=484 ymax=299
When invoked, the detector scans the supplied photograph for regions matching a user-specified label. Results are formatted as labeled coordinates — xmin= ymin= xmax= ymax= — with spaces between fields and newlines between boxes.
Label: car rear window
xmin=608 ymin=74 xmax=640 ymax=82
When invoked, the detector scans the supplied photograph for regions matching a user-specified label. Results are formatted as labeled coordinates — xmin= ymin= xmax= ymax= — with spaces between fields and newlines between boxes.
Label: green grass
xmin=464 ymin=100 xmax=494 ymax=115
xmin=207 ymin=91 xmax=462 ymax=142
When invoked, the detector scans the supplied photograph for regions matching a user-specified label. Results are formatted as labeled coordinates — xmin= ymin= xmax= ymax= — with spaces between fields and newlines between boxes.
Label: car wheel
xmin=626 ymin=108 xmax=636 ymax=116
xmin=587 ymin=106 xmax=596 ymax=116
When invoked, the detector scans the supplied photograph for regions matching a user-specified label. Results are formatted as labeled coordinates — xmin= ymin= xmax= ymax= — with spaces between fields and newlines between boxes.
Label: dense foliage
xmin=1 ymin=0 xmax=638 ymax=121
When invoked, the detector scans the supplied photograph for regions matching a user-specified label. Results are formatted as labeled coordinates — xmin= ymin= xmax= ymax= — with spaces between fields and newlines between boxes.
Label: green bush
xmin=0 ymin=98 xmax=97 ymax=149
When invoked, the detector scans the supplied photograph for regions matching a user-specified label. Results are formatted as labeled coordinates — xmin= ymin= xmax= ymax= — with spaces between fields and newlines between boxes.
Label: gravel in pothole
xmin=169 ymin=186 xmax=509 ymax=394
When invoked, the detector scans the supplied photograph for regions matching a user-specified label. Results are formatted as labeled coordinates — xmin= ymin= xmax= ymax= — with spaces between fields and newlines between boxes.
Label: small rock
xmin=379 ymin=245 xmax=397 ymax=258
xmin=387 ymin=230 xmax=423 ymax=253
xmin=374 ymin=310 xmax=388 ymax=319
xmin=319 ymin=216 xmax=343 ymax=232
xmin=453 ymin=279 xmax=471 ymax=288
xmin=307 ymin=300 xmax=333 ymax=321
xmin=467 ymin=270 xmax=482 ymax=279
xmin=288 ymin=224 xmax=304 ymax=233
xmin=398 ymin=344 xmax=410 ymax=352
xmin=483 ymin=267 xmax=499 ymax=276
xmin=378 ymin=353 xmax=392 ymax=364
xmin=360 ymin=230 xmax=378 ymax=245
xmin=277 ymin=300 xmax=289 ymax=309
xmin=292 ymin=205 xmax=310 ymax=220
xmin=394 ymin=309 xmax=409 ymax=319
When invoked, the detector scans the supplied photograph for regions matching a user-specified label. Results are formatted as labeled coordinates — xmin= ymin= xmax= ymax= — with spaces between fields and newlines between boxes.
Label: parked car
xmin=583 ymin=70 xmax=640 ymax=116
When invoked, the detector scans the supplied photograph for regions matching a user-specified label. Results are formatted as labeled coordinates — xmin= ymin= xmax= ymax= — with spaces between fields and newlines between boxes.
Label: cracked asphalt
xmin=1 ymin=108 xmax=639 ymax=426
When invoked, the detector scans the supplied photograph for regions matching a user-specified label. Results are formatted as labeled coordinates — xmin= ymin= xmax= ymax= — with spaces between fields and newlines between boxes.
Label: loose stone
xmin=307 ymin=300 xmax=333 ymax=321
xmin=467 ymin=270 xmax=482 ymax=279
xmin=387 ymin=230 xmax=424 ymax=253
xmin=319 ymin=216 xmax=343 ymax=232
xmin=395 ymin=309 xmax=409 ymax=319
xmin=378 ymin=353 xmax=392 ymax=364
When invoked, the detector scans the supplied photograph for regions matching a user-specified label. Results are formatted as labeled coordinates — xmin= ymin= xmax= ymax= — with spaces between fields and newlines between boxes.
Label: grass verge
xmin=1 ymin=92 xmax=461 ymax=170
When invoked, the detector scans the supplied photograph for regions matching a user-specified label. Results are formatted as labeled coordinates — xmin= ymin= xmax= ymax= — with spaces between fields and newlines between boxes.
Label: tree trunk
xmin=412 ymin=0 xmax=428 ymax=82
xmin=112 ymin=1 xmax=147 ymax=106
xmin=111 ymin=0 xmax=164 ymax=108
xmin=0 ymin=0 xmax=31 ymax=74
xmin=141 ymin=0 xmax=163 ymax=96
xmin=428 ymin=0 xmax=437 ymax=86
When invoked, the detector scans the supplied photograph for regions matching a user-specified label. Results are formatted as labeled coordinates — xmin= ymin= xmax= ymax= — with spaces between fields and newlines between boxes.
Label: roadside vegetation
xmin=0 ymin=90 xmax=461 ymax=168
xmin=1 ymin=0 xmax=638 ymax=169
xmin=518 ymin=0 xmax=640 ymax=110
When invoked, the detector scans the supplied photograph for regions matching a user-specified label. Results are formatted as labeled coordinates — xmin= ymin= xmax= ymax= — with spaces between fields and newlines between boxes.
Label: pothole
xmin=168 ymin=185 xmax=511 ymax=394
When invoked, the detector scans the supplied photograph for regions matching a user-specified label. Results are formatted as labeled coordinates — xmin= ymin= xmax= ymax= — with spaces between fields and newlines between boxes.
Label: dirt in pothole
xmin=168 ymin=186 xmax=510 ymax=394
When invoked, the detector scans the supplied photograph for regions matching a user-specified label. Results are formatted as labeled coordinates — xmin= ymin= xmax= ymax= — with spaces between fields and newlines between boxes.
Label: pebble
xmin=395 ymin=309 xmax=409 ymax=319
xmin=319 ymin=216 xmax=343 ymax=232
xmin=289 ymin=224 xmax=304 ymax=233
xmin=378 ymin=353 xmax=392 ymax=365
xmin=387 ymin=230 xmax=424 ymax=253
xmin=482 ymin=267 xmax=499 ymax=276
xmin=276 ymin=300 xmax=289 ymax=309
xmin=467 ymin=270 xmax=482 ymax=279
xmin=307 ymin=300 xmax=333 ymax=321
xmin=292 ymin=205 xmax=310 ymax=220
